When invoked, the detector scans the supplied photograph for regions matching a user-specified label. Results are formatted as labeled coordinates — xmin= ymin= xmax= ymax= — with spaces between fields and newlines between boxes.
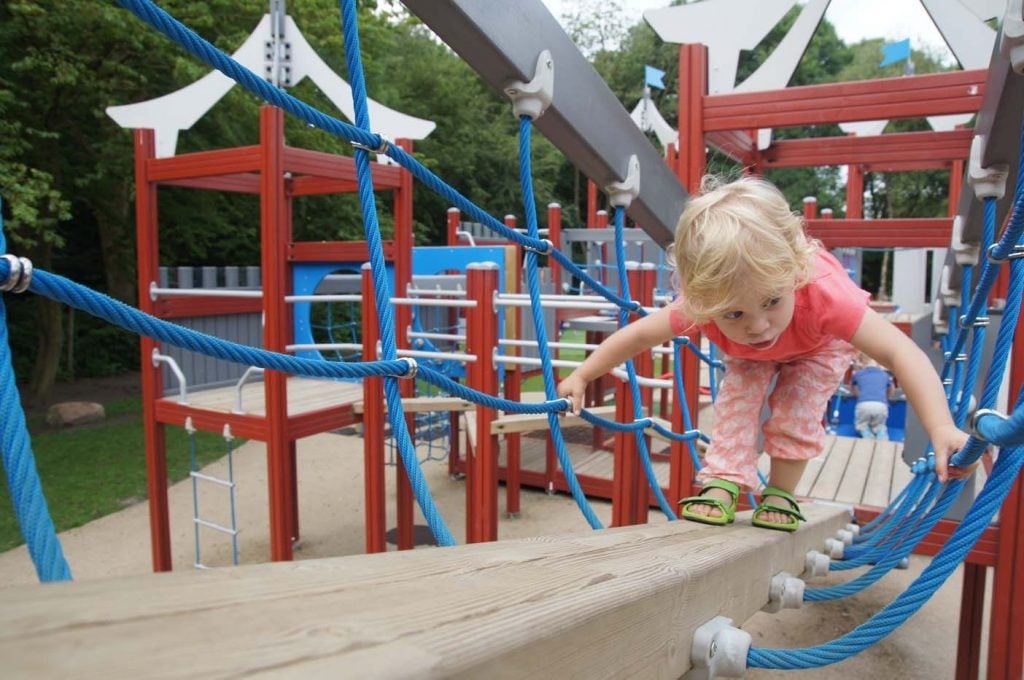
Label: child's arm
xmin=850 ymin=308 xmax=971 ymax=482
xmin=556 ymin=305 xmax=677 ymax=414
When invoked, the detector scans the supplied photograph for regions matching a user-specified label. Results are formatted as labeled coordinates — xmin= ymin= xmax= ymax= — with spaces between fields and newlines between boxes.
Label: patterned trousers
xmin=698 ymin=338 xmax=857 ymax=490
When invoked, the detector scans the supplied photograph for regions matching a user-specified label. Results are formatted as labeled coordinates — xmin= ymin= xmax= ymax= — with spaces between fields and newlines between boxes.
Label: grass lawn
xmin=0 ymin=397 xmax=234 ymax=553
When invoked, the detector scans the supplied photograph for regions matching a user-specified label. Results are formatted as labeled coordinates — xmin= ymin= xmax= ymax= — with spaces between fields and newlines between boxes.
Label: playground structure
xmin=0 ymin=0 xmax=1023 ymax=678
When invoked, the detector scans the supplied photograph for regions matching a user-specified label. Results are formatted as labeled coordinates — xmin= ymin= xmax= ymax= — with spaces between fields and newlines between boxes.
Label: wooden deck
xmin=162 ymin=376 xmax=364 ymax=417
xmin=498 ymin=430 xmax=914 ymax=509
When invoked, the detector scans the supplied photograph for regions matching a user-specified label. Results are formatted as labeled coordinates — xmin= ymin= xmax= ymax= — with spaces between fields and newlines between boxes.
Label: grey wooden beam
xmin=402 ymin=0 xmax=685 ymax=248
xmin=946 ymin=37 xmax=1024 ymax=289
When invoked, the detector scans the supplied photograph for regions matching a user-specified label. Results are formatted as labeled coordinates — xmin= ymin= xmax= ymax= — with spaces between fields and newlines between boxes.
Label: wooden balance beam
xmin=0 ymin=504 xmax=848 ymax=678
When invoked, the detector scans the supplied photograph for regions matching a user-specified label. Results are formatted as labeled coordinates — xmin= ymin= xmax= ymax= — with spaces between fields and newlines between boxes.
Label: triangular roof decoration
xmin=106 ymin=10 xmax=435 ymax=158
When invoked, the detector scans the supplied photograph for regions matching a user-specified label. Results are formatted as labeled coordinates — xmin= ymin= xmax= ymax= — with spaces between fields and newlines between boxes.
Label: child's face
xmin=712 ymin=288 xmax=795 ymax=351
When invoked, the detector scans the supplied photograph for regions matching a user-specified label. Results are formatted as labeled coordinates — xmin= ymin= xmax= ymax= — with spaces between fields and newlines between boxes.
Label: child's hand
xmin=556 ymin=373 xmax=588 ymax=415
xmin=931 ymin=424 xmax=973 ymax=483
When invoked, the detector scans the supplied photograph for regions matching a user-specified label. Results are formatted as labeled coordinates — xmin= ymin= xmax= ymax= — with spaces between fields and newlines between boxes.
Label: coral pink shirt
xmin=669 ymin=250 xmax=870 ymax=362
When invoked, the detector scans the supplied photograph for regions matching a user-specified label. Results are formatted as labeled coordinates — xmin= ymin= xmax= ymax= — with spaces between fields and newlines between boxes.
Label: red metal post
xmin=259 ymin=106 xmax=294 ymax=562
xmin=802 ymin=196 xmax=818 ymax=220
xmin=447 ymin=207 xmax=461 ymax=247
xmin=988 ymin=294 xmax=1024 ymax=679
xmin=395 ymin=139 xmax=415 ymax=550
xmin=678 ymin=43 xmax=708 ymax=192
xmin=466 ymin=263 xmax=500 ymax=542
xmin=135 ymin=129 xmax=172 ymax=572
xmin=587 ymin=180 xmax=598 ymax=228
xmin=612 ymin=263 xmax=644 ymax=526
xmin=505 ymin=366 xmax=522 ymax=517
xmin=361 ymin=264 xmax=387 ymax=553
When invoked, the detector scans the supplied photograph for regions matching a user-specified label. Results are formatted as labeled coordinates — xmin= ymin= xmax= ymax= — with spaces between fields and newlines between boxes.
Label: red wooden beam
xmin=287 ymin=177 xmax=360 ymax=196
xmin=704 ymin=69 xmax=985 ymax=131
xmin=806 ymin=217 xmax=952 ymax=248
xmin=287 ymin=240 xmax=391 ymax=262
xmin=159 ymin=174 xmax=262 ymax=193
xmin=764 ymin=129 xmax=973 ymax=168
xmin=706 ymin=129 xmax=757 ymax=165
xmin=147 ymin=145 xmax=262 ymax=182
xmin=155 ymin=296 xmax=262 ymax=319
xmin=154 ymin=402 xmax=270 ymax=440
xmin=282 ymin=147 xmax=403 ymax=188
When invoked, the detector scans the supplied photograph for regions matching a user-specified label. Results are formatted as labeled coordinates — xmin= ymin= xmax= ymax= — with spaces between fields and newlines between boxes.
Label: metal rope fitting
xmin=560 ymin=396 xmax=575 ymax=414
xmin=397 ymin=356 xmax=418 ymax=379
xmin=351 ymin=133 xmax=392 ymax=154
xmin=634 ymin=417 xmax=653 ymax=428
xmin=959 ymin=314 xmax=990 ymax=329
xmin=0 ymin=254 xmax=32 ymax=293
xmin=986 ymin=242 xmax=1024 ymax=264
xmin=524 ymin=239 xmax=553 ymax=255
xmin=971 ymin=407 xmax=1007 ymax=442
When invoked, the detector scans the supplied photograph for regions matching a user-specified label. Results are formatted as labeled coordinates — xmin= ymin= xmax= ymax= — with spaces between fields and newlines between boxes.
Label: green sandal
xmin=679 ymin=479 xmax=740 ymax=526
xmin=751 ymin=486 xmax=806 ymax=532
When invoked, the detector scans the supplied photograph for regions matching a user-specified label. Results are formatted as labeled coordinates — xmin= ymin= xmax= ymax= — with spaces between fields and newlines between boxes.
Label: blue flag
xmin=880 ymin=39 xmax=911 ymax=68
xmin=644 ymin=65 xmax=666 ymax=90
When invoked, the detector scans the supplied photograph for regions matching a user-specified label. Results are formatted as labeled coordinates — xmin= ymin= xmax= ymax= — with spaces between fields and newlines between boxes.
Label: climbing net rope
xmin=0 ymin=1 xmax=1022 ymax=671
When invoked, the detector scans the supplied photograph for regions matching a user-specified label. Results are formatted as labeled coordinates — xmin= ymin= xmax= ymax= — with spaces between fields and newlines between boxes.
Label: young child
xmin=557 ymin=176 xmax=970 ymax=531
xmin=851 ymin=355 xmax=895 ymax=440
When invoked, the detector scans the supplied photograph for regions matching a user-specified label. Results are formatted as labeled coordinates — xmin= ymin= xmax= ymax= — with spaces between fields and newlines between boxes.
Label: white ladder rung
xmin=193 ymin=518 xmax=238 ymax=535
xmin=190 ymin=471 xmax=234 ymax=488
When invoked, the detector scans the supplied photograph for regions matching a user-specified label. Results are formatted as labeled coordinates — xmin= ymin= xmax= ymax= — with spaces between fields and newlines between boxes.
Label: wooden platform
xmin=166 ymin=376 xmax=364 ymax=417
xmin=496 ymin=427 xmax=917 ymax=509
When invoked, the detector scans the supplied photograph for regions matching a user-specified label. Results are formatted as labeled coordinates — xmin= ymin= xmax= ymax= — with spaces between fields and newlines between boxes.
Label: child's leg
xmin=688 ymin=357 xmax=777 ymax=518
xmin=762 ymin=340 xmax=857 ymax=523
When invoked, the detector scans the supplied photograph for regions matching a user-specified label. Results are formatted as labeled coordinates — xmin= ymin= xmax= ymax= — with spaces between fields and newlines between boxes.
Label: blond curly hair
xmin=673 ymin=175 xmax=819 ymax=324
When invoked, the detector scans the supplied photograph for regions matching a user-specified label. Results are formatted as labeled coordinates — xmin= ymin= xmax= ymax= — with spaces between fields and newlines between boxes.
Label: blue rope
xmin=338 ymin=0 xmax=454 ymax=546
xmin=610 ymin=206 xmax=676 ymax=519
xmin=748 ymin=445 xmax=1022 ymax=669
xmin=0 ymin=260 xmax=571 ymax=417
xmin=809 ymin=477 xmax=946 ymax=595
xmin=517 ymin=117 xmax=602 ymax=529
xmin=0 ymin=209 xmax=72 ymax=582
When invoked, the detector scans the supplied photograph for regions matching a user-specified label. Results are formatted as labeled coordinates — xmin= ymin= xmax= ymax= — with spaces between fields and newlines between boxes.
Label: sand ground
xmin=0 ymin=430 xmax=988 ymax=678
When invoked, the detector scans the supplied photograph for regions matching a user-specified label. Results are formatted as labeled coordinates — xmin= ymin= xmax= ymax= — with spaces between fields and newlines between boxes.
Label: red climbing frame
xmin=673 ymin=43 xmax=1021 ymax=679
xmin=134 ymin=105 xmax=414 ymax=569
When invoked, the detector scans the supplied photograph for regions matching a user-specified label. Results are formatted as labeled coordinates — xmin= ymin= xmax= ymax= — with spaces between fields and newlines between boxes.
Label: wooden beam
xmin=147 ymin=145 xmax=263 ymax=182
xmin=704 ymin=69 xmax=985 ymax=131
xmin=763 ymin=129 xmax=972 ymax=168
xmin=0 ymin=504 xmax=849 ymax=678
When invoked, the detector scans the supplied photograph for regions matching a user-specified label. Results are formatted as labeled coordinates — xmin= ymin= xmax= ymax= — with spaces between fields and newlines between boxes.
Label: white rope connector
xmin=896 ymin=557 xmax=910 ymax=570
xmin=0 ymin=254 xmax=33 ymax=293
xmin=835 ymin=529 xmax=854 ymax=545
xmin=824 ymin=537 xmax=845 ymax=559
xmin=604 ymin=154 xmax=640 ymax=209
xmin=222 ymin=423 xmax=234 ymax=442
xmin=505 ymin=50 xmax=554 ymax=120
xmin=951 ymin=216 xmax=980 ymax=267
xmin=967 ymin=135 xmax=1008 ymax=200
xmin=1001 ymin=0 xmax=1024 ymax=74
xmin=845 ymin=523 xmax=861 ymax=536
xmin=685 ymin=616 xmax=751 ymax=680
xmin=940 ymin=264 xmax=958 ymax=307
xmin=763 ymin=571 xmax=805 ymax=613
xmin=804 ymin=549 xmax=830 ymax=579
xmin=184 ymin=416 xmax=196 ymax=435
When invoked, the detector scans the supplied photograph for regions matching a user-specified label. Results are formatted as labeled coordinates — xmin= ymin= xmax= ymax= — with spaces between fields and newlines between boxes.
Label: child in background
xmin=851 ymin=355 xmax=895 ymax=440
xmin=557 ymin=176 xmax=971 ymax=532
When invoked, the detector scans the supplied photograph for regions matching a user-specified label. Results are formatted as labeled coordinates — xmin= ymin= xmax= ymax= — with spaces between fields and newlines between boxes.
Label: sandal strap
xmin=697 ymin=478 xmax=741 ymax=500
xmin=757 ymin=486 xmax=806 ymax=521
xmin=679 ymin=496 xmax=732 ymax=515
xmin=754 ymin=503 xmax=806 ymax=521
